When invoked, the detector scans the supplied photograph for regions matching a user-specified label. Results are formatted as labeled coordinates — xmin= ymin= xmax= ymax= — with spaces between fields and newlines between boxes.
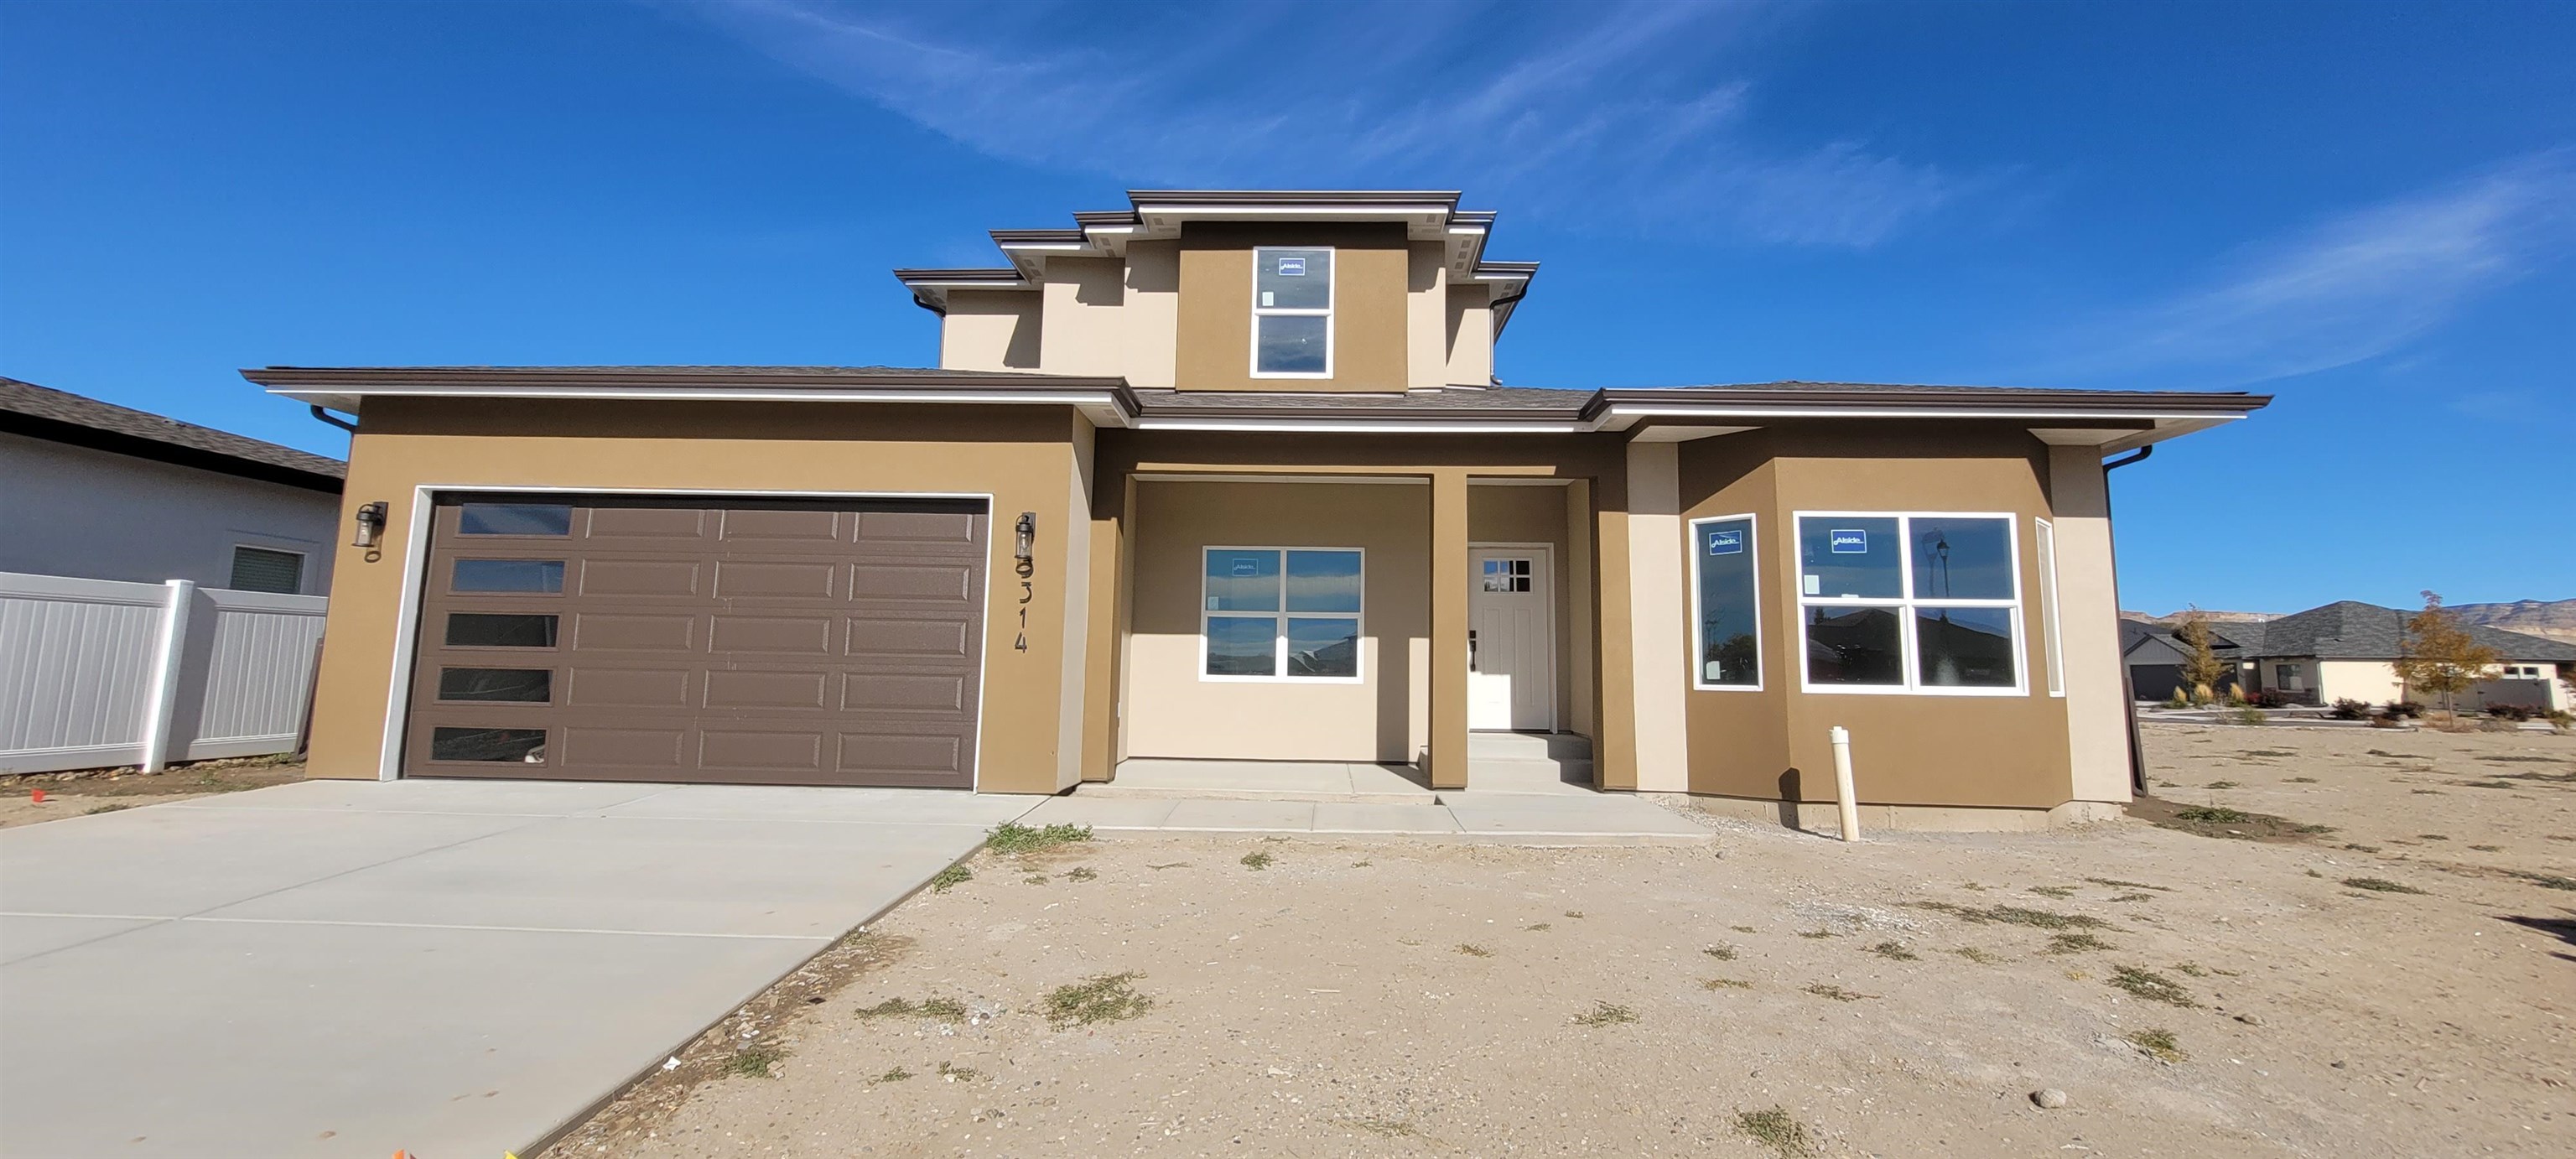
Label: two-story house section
xmin=248 ymin=190 xmax=2267 ymax=829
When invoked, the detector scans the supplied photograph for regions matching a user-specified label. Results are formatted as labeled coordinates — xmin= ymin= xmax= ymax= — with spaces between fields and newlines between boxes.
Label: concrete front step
xmin=1467 ymin=731 xmax=1594 ymax=761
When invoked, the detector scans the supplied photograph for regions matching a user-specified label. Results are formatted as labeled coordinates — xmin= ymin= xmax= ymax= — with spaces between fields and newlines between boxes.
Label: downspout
xmin=1487 ymin=286 xmax=1530 ymax=386
xmin=2104 ymin=444 xmax=2153 ymax=795
xmin=308 ymin=405 xmax=358 ymax=434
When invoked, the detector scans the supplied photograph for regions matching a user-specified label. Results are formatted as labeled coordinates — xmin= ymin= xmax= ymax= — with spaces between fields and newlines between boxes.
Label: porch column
xmin=1078 ymin=472 xmax=1130 ymax=782
xmin=1427 ymin=469 xmax=1472 ymax=789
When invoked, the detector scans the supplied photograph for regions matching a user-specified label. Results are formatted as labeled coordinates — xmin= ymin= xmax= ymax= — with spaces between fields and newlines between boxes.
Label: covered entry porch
xmin=1078 ymin=437 xmax=1626 ymax=794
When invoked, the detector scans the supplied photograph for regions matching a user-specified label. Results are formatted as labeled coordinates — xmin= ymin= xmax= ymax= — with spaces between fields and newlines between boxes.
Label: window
xmin=2034 ymin=518 xmax=2064 ymax=696
xmin=1481 ymin=558 xmax=1532 ymax=593
xmin=444 ymin=613 xmax=559 ymax=648
xmin=452 ymin=559 xmax=565 ymax=593
xmin=457 ymin=503 xmax=572 ymax=536
xmin=1251 ymin=247 xmax=1332 ymax=377
xmin=1795 ymin=512 xmax=2023 ymax=694
xmin=437 ymin=668 xmax=552 ymax=703
xmin=1202 ymin=547 xmax=1362 ymax=680
xmin=1690 ymin=516 xmax=1761 ymax=689
xmin=428 ymin=727 xmax=547 ymax=763
xmin=228 ymin=546 xmax=304 ymax=594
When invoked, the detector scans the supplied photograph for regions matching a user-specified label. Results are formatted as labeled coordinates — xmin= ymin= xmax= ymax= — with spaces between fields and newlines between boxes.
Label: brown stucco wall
xmin=1677 ymin=423 xmax=2075 ymax=809
xmin=1174 ymin=222 xmax=1410 ymax=392
xmin=308 ymin=399 xmax=1092 ymax=795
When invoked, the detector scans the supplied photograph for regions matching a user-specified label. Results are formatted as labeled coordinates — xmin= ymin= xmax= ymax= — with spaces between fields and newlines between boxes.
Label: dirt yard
xmin=546 ymin=724 xmax=2574 ymax=1158
xmin=0 ymin=756 xmax=305 ymax=828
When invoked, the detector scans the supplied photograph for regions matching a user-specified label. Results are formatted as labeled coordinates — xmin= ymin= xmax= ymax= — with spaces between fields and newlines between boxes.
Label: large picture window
xmin=1202 ymin=547 xmax=1363 ymax=680
xmin=1251 ymin=247 xmax=1332 ymax=377
xmin=1690 ymin=515 xmax=1761 ymax=689
xmin=1795 ymin=512 xmax=2024 ymax=695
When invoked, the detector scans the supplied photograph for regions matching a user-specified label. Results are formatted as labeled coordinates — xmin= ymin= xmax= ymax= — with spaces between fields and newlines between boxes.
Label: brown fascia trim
xmin=243 ymin=366 xmax=1142 ymax=411
xmin=1135 ymin=401 xmax=1590 ymax=423
xmin=989 ymin=229 xmax=1088 ymax=246
xmin=891 ymin=268 xmax=1028 ymax=283
xmin=1582 ymin=385 xmax=2273 ymax=420
xmin=1126 ymin=189 xmax=1463 ymax=208
xmin=0 ymin=409 xmax=345 ymax=493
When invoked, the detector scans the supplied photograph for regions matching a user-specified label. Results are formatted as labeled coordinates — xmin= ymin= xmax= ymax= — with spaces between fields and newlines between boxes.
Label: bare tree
xmin=2175 ymin=611 xmax=2228 ymax=706
xmin=2392 ymin=590 xmax=2501 ymax=721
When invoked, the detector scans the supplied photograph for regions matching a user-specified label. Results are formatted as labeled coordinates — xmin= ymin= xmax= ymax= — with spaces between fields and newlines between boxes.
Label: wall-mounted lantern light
xmin=351 ymin=501 xmax=389 ymax=548
xmin=1014 ymin=512 xmax=1036 ymax=577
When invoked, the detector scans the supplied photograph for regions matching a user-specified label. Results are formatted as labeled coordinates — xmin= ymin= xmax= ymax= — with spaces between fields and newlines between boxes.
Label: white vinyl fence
xmin=0 ymin=572 xmax=328 ymax=775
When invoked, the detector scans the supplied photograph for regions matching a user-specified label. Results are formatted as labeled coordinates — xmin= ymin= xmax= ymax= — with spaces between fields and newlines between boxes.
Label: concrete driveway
xmin=0 ymin=778 xmax=1034 ymax=1158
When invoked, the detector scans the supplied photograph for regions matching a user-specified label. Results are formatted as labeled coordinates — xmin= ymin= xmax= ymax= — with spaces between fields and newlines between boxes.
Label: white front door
xmin=1468 ymin=547 xmax=1553 ymax=731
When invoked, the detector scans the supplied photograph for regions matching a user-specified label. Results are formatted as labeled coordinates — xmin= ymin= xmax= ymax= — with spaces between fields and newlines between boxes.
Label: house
xmin=242 ymin=190 xmax=2271 ymax=828
xmin=2118 ymin=618 xmax=2253 ymax=702
xmin=2 ymin=377 xmax=345 ymax=594
xmin=2229 ymin=601 xmax=2575 ymax=711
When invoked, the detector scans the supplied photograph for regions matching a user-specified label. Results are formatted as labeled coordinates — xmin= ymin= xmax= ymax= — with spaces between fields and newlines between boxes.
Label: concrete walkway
xmin=0 ymin=778 xmax=1034 ymax=1159
xmin=1020 ymin=784 xmax=1710 ymax=842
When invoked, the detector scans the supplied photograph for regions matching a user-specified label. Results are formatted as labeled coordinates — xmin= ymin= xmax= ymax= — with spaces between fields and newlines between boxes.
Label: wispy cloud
xmin=2049 ymin=149 xmax=2576 ymax=386
xmin=676 ymin=0 xmax=1989 ymax=247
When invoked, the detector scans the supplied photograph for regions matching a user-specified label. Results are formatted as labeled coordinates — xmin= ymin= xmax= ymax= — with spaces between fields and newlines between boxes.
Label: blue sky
xmin=3 ymin=0 xmax=2569 ymax=614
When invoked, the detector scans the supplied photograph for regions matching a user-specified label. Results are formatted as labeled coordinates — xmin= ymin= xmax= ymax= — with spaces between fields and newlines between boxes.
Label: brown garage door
xmin=402 ymin=495 xmax=987 ymax=787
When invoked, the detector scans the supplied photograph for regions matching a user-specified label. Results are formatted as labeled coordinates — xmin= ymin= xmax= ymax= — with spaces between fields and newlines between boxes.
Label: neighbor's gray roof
xmin=2241 ymin=601 xmax=2576 ymax=662
xmin=2120 ymin=619 xmax=2263 ymax=662
xmin=1 ymin=375 xmax=345 ymax=491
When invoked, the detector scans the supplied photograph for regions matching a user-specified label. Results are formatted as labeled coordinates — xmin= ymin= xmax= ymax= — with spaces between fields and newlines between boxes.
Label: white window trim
xmin=228 ymin=543 xmax=307 ymax=595
xmin=1686 ymin=513 xmax=1763 ymax=692
xmin=1249 ymin=245 xmax=1335 ymax=379
xmin=1792 ymin=510 xmax=2028 ymax=698
xmin=2034 ymin=517 xmax=2064 ymax=697
xmin=1197 ymin=545 xmax=1366 ymax=683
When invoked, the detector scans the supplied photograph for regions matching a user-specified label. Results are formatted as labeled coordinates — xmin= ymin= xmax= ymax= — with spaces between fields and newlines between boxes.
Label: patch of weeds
xmin=2366 ymin=748 xmax=2402 ymax=757
xmin=1796 ymin=928 xmax=1838 ymax=939
xmin=1803 ymin=983 xmax=1870 ymax=1002
xmin=1959 ymin=881 xmax=1989 ymax=891
xmin=875 ymin=1066 xmax=912 ymax=1083
xmin=1703 ymin=943 xmax=1738 ymax=961
xmin=1866 ymin=940 xmax=1919 ymax=961
xmin=2461 ymin=780 xmax=2516 ymax=789
xmin=1573 ymin=1000 xmax=1639 ymax=1026
xmin=1347 ymin=1118 xmax=1416 ymax=1138
xmin=2028 ymin=885 xmax=2077 ymax=899
xmin=1022 ymin=873 xmax=1050 ymax=885
xmin=2174 ymin=805 xmax=2251 ymax=824
xmin=1044 ymin=972 xmax=1150 ymax=1027
xmin=1240 ymin=851 xmax=1275 ymax=871
xmin=2046 ymin=933 xmax=2115 ymax=954
xmin=2127 ymin=1026 xmax=2186 ymax=1063
xmin=2085 ymin=877 xmax=2172 ymax=891
xmin=2205 ymin=780 xmax=2240 ymax=789
xmin=1350 ymin=860 xmax=1373 ymax=867
xmin=2341 ymin=842 xmax=2381 ymax=853
xmin=2511 ymin=871 xmax=2576 ymax=891
xmin=83 ymin=803 xmax=131 ymax=815
xmin=2287 ymin=776 xmax=2319 ymax=783
xmin=725 ymin=1045 xmax=783 ymax=1078
xmin=928 ymin=863 xmax=973 ymax=893
xmin=985 ymin=821 xmax=1093 ymax=855
xmin=2305 ymin=869 xmax=2324 ymax=878
xmin=920 ymin=997 xmax=967 ymax=1020
xmin=2243 ymin=749 xmax=2295 ymax=757
xmin=2342 ymin=876 xmax=2426 ymax=895
xmin=2168 ymin=962 xmax=2210 ymax=977
xmin=1734 ymin=1107 xmax=1815 ymax=1157
xmin=2108 ymin=965 xmax=2198 ymax=1007
xmin=2469 ymin=844 xmax=2502 ymax=853
xmin=1063 ymin=866 xmax=1098 ymax=881
xmin=1566 ymin=910 xmax=1587 ymax=919
xmin=1909 ymin=901 xmax=2111 ymax=930
xmin=936 ymin=1061 xmax=981 ymax=1082
xmin=1950 ymin=947 xmax=2002 ymax=964
xmin=1703 ymin=977 xmax=1753 ymax=990
xmin=1456 ymin=943 xmax=1494 ymax=958
xmin=1729 ymin=923 xmax=1756 ymax=933
xmin=2109 ymin=892 xmax=2155 ymax=903
xmin=2418 ymin=834 xmax=2449 ymax=841
xmin=1146 ymin=861 xmax=1191 ymax=870
xmin=856 ymin=996 xmax=965 ymax=1021
xmin=1524 ymin=922 xmax=1552 ymax=932
xmin=2411 ymin=789 xmax=2444 ymax=795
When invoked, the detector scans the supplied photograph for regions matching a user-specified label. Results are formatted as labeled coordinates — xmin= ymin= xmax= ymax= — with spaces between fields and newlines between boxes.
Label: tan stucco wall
xmin=1173 ymin=223 xmax=1410 ymax=392
xmin=1038 ymin=256 xmax=1126 ymax=377
xmin=308 ymin=399 xmax=1091 ymax=795
xmin=2315 ymin=659 xmax=2404 ymax=705
xmin=1444 ymin=283 xmax=1493 ymax=387
xmin=1673 ymin=424 xmax=2080 ymax=810
xmin=1406 ymin=244 xmax=1449 ymax=388
xmin=1625 ymin=444 xmax=1691 ymax=791
xmin=938 ymin=290 xmax=1041 ymax=371
xmin=1468 ymin=483 xmax=1579 ymax=730
xmin=2046 ymin=447 xmax=2132 ymax=803
xmin=1122 ymin=479 xmax=1431 ymax=762
xmin=1121 ymin=241 xmax=1181 ymax=389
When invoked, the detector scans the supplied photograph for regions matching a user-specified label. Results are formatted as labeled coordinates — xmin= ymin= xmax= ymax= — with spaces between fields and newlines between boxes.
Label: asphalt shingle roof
xmin=2241 ymin=601 xmax=2575 ymax=663
xmin=1 ymin=376 xmax=345 ymax=490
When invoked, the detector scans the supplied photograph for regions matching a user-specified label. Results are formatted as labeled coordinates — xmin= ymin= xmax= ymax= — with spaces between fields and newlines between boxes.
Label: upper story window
xmin=1252 ymin=247 xmax=1333 ymax=377
xmin=1795 ymin=512 xmax=2025 ymax=695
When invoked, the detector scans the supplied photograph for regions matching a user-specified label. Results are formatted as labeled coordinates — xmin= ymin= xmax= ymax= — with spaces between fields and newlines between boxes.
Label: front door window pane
xmin=1805 ymin=606 xmax=1903 ymax=685
xmin=1910 ymin=518 xmax=2014 ymax=600
xmin=1915 ymin=607 xmax=2017 ymax=687
xmin=1799 ymin=517 xmax=1902 ymax=599
xmin=1205 ymin=616 xmax=1278 ymax=676
xmin=1285 ymin=617 xmax=1359 ymax=678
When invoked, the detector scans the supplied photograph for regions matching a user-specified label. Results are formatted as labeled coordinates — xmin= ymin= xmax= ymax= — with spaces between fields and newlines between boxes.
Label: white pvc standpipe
xmin=1828 ymin=725 xmax=1860 ymax=843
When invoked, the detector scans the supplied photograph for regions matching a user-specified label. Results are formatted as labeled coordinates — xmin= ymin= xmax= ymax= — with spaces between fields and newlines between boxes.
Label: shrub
xmin=2546 ymin=709 xmax=2573 ymax=733
xmin=2485 ymin=704 xmax=2537 ymax=722
xmin=2250 ymin=689 xmax=2295 ymax=709
xmin=2381 ymin=699 xmax=2424 ymax=720
xmin=2163 ymin=688 xmax=2190 ymax=709
xmin=2225 ymin=705 xmax=2267 ymax=726
xmin=2329 ymin=698 xmax=2374 ymax=720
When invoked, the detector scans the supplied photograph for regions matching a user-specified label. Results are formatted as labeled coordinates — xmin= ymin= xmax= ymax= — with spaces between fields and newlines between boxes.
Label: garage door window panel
xmin=437 ymin=668 xmax=553 ymax=703
xmin=457 ymin=504 xmax=573 ymax=537
xmin=428 ymin=727 xmax=548 ymax=763
xmin=444 ymin=613 xmax=560 ymax=649
xmin=451 ymin=559 xmax=565 ymax=594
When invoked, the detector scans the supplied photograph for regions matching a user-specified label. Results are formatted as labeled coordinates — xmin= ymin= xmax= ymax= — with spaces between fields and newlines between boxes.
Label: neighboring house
xmin=245 ymin=189 xmax=2271 ymax=828
xmin=1 ymin=377 xmax=346 ymax=594
xmin=2118 ymin=619 xmax=2251 ymax=702
xmin=2230 ymin=601 xmax=2576 ymax=711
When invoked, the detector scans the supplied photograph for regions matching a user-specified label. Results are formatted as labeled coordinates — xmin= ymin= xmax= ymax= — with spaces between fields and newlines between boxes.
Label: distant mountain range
xmin=2122 ymin=599 xmax=2576 ymax=644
